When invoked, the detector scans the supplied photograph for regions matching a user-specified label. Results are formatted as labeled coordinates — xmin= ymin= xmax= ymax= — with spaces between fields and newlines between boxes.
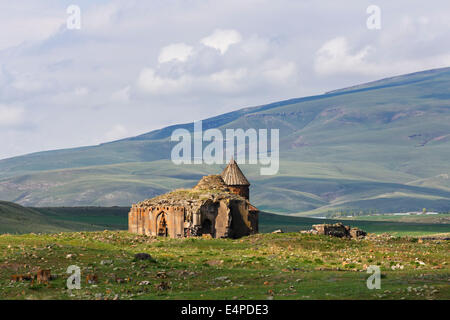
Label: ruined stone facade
xmin=128 ymin=159 xmax=259 ymax=239
xmin=300 ymin=223 xmax=367 ymax=239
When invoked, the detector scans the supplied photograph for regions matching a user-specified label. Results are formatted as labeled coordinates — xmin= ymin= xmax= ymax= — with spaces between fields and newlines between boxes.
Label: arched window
xmin=157 ymin=212 xmax=168 ymax=237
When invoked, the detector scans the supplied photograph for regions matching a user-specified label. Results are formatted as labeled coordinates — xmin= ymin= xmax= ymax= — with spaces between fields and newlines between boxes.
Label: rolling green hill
xmin=0 ymin=67 xmax=449 ymax=215
xmin=0 ymin=201 xmax=107 ymax=234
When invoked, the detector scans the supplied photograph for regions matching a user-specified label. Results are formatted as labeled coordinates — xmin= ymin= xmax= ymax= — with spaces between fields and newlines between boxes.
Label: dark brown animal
xmin=86 ymin=274 xmax=98 ymax=284
xmin=11 ymin=274 xmax=33 ymax=282
xmin=36 ymin=269 xmax=51 ymax=284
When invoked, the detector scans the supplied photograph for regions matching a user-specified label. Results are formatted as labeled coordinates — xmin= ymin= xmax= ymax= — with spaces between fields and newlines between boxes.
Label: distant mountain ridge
xmin=1 ymin=67 xmax=449 ymax=215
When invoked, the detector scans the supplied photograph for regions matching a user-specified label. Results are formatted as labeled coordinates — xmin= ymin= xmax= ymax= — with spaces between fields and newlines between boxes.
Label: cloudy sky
xmin=0 ymin=0 xmax=449 ymax=160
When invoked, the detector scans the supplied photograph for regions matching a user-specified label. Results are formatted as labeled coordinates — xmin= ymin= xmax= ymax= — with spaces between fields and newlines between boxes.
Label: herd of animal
xmin=11 ymin=269 xmax=99 ymax=286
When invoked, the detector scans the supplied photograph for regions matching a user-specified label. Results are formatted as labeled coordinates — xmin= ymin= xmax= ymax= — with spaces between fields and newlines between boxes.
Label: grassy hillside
xmin=0 ymin=67 xmax=449 ymax=215
xmin=0 ymin=201 xmax=111 ymax=234
xmin=0 ymin=231 xmax=448 ymax=300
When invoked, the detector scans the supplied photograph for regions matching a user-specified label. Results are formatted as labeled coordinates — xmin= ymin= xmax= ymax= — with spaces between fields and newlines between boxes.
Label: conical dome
xmin=193 ymin=174 xmax=229 ymax=191
xmin=221 ymin=158 xmax=250 ymax=186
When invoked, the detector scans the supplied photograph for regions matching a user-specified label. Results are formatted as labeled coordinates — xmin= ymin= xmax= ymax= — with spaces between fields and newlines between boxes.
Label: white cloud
xmin=136 ymin=67 xmax=249 ymax=95
xmin=208 ymin=68 xmax=248 ymax=92
xmin=11 ymin=73 xmax=50 ymax=93
xmin=315 ymin=36 xmax=450 ymax=78
xmin=0 ymin=105 xmax=24 ymax=127
xmin=136 ymin=30 xmax=298 ymax=96
xmin=201 ymin=29 xmax=242 ymax=54
xmin=83 ymin=2 xmax=120 ymax=32
xmin=74 ymin=87 xmax=89 ymax=96
xmin=0 ymin=12 xmax=63 ymax=51
xmin=1 ymin=1 xmax=450 ymax=159
xmin=104 ymin=124 xmax=128 ymax=142
xmin=137 ymin=68 xmax=190 ymax=94
xmin=111 ymin=86 xmax=131 ymax=103
xmin=158 ymin=43 xmax=194 ymax=63
xmin=262 ymin=60 xmax=297 ymax=84
xmin=314 ymin=37 xmax=374 ymax=76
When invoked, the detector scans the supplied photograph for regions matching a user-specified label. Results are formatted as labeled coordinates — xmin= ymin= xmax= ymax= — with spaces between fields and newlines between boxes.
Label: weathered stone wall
xmin=129 ymin=172 xmax=258 ymax=239
xmin=311 ymin=223 xmax=367 ymax=239
xmin=128 ymin=197 xmax=257 ymax=239
xmin=248 ymin=211 xmax=259 ymax=234
xmin=128 ymin=205 xmax=185 ymax=238
xmin=227 ymin=200 xmax=257 ymax=238
xmin=228 ymin=186 xmax=249 ymax=200
xmin=214 ymin=200 xmax=232 ymax=238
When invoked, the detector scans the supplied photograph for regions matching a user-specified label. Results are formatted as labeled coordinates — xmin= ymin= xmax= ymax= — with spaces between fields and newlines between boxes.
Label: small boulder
xmin=155 ymin=281 xmax=170 ymax=291
xmin=206 ymin=259 xmax=224 ymax=266
xmin=134 ymin=253 xmax=153 ymax=261
xmin=311 ymin=223 xmax=366 ymax=239
xmin=156 ymin=271 xmax=168 ymax=279
xmin=350 ymin=227 xmax=367 ymax=239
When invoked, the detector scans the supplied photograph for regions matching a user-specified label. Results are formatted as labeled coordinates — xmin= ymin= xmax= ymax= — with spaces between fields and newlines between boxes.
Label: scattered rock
xmin=95 ymin=293 xmax=103 ymax=300
xmin=206 ymin=259 xmax=224 ymax=266
xmin=155 ymin=281 xmax=170 ymax=291
xmin=418 ymin=235 xmax=450 ymax=241
xmin=391 ymin=263 xmax=404 ymax=270
xmin=302 ymin=223 xmax=367 ymax=239
xmin=415 ymin=259 xmax=426 ymax=265
xmin=114 ymin=276 xmax=126 ymax=284
xmin=134 ymin=253 xmax=153 ymax=261
xmin=272 ymin=229 xmax=283 ymax=234
xmin=349 ymin=227 xmax=367 ymax=239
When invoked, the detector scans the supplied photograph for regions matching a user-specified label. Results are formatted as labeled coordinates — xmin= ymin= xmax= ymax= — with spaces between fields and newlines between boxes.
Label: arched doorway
xmin=157 ymin=212 xmax=168 ymax=237
xmin=200 ymin=219 xmax=213 ymax=237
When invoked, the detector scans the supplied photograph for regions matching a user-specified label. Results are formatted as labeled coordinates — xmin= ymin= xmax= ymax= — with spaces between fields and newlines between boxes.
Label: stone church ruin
xmin=128 ymin=159 xmax=259 ymax=239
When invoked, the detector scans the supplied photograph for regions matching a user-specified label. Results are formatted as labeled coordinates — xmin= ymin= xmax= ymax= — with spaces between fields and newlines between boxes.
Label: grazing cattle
xmin=86 ymin=274 xmax=98 ymax=284
xmin=36 ymin=269 xmax=51 ymax=284
xmin=11 ymin=274 xmax=33 ymax=282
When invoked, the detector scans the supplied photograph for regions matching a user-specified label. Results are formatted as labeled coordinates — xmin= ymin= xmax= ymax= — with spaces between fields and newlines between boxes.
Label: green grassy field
xmin=1 ymin=203 xmax=448 ymax=300
xmin=0 ymin=231 xmax=448 ymax=300
xmin=258 ymin=212 xmax=450 ymax=236
xmin=338 ymin=214 xmax=450 ymax=224
xmin=31 ymin=206 xmax=129 ymax=231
